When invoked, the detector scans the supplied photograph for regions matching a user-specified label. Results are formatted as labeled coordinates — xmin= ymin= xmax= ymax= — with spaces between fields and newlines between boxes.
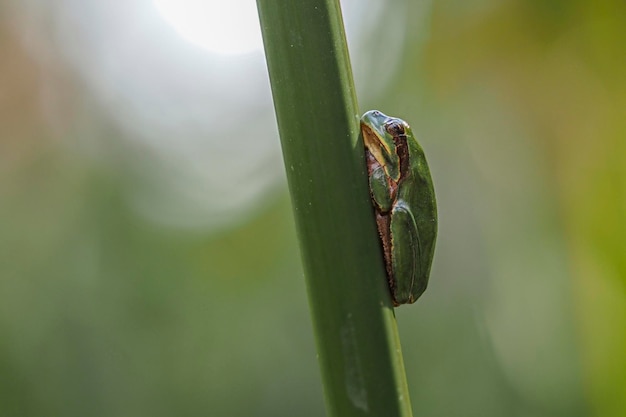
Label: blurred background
xmin=1 ymin=0 xmax=624 ymax=416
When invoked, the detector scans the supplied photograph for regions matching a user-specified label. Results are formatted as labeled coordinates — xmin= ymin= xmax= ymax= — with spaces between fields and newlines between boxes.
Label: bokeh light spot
xmin=154 ymin=0 xmax=263 ymax=55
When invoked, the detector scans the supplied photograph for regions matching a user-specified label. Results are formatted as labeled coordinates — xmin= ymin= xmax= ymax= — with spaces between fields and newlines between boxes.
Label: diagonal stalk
xmin=257 ymin=1 xmax=414 ymax=416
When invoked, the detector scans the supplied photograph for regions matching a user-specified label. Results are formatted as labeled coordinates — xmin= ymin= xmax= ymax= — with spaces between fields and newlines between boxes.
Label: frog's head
xmin=360 ymin=110 xmax=408 ymax=182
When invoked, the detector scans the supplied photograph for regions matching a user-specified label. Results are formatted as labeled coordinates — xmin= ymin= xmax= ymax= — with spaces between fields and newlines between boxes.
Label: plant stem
xmin=257 ymin=1 xmax=413 ymax=416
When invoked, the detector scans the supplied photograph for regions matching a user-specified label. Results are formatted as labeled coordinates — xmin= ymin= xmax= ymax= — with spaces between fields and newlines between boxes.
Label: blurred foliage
xmin=1 ymin=1 xmax=625 ymax=416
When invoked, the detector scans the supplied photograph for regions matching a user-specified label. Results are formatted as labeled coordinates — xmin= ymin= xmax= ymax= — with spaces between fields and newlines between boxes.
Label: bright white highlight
xmin=154 ymin=0 xmax=264 ymax=55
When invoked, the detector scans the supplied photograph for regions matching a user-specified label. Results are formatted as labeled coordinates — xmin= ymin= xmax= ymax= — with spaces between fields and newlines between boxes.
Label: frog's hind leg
xmin=389 ymin=201 xmax=425 ymax=304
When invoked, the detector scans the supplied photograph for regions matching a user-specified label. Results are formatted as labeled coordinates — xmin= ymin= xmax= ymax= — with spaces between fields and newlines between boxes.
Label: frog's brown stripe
xmin=375 ymin=211 xmax=395 ymax=304
xmin=392 ymin=134 xmax=410 ymax=185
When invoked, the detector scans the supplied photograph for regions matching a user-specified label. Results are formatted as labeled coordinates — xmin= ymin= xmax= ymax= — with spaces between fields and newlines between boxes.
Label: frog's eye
xmin=385 ymin=120 xmax=405 ymax=136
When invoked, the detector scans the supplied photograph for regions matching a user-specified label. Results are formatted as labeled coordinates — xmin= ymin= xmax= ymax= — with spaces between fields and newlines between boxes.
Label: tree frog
xmin=360 ymin=110 xmax=437 ymax=306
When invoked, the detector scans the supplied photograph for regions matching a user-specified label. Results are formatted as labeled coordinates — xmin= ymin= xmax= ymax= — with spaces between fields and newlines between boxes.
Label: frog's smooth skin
xmin=361 ymin=110 xmax=437 ymax=306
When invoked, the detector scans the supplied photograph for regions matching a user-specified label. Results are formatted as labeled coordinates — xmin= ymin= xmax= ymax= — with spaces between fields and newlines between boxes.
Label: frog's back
xmin=402 ymin=132 xmax=438 ymax=281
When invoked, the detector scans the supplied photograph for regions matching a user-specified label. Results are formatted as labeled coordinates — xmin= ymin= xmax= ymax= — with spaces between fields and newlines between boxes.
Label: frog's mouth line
xmin=361 ymin=124 xmax=389 ymax=169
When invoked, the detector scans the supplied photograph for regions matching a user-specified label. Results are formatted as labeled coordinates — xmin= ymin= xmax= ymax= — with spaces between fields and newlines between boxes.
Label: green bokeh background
xmin=1 ymin=1 xmax=624 ymax=416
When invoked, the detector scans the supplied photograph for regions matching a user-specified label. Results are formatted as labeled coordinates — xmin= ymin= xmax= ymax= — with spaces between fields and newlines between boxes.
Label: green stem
xmin=257 ymin=1 xmax=413 ymax=416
